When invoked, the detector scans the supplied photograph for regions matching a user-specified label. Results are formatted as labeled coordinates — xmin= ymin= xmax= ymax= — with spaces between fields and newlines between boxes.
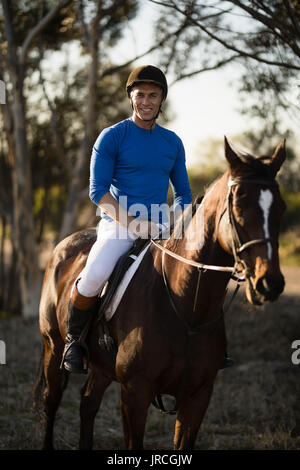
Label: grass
xmin=1 ymin=285 xmax=300 ymax=450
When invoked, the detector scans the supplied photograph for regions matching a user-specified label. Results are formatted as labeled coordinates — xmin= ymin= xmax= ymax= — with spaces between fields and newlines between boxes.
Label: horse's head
xmin=220 ymin=137 xmax=286 ymax=305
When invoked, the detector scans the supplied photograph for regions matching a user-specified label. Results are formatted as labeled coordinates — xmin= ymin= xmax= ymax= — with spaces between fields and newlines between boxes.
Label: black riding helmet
xmin=126 ymin=65 xmax=168 ymax=99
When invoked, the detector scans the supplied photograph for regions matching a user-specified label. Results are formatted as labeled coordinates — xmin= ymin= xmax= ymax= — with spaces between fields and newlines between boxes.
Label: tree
xmin=0 ymin=0 xmax=73 ymax=317
xmin=150 ymin=0 xmax=300 ymax=148
xmin=57 ymin=0 xmax=139 ymax=240
xmin=31 ymin=0 xmax=188 ymax=241
xmin=0 ymin=0 xmax=190 ymax=316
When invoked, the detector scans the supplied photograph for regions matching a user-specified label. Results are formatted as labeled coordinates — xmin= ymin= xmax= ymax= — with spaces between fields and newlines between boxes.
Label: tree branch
xmin=169 ymin=53 xmax=242 ymax=85
xmin=102 ymin=0 xmax=127 ymax=18
xmin=155 ymin=1 xmax=300 ymax=70
xmin=101 ymin=22 xmax=189 ymax=78
xmin=227 ymin=0 xmax=300 ymax=57
xmin=20 ymin=0 xmax=73 ymax=65
xmin=228 ymin=0 xmax=288 ymax=35
xmin=282 ymin=0 xmax=300 ymax=39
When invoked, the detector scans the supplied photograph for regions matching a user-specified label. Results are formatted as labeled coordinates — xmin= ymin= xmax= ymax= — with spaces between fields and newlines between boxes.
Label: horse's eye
xmin=236 ymin=187 xmax=247 ymax=198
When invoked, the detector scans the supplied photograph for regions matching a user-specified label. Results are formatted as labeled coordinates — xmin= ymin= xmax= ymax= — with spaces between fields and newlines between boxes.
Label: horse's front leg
xmin=174 ymin=379 xmax=215 ymax=450
xmin=120 ymin=380 xmax=153 ymax=450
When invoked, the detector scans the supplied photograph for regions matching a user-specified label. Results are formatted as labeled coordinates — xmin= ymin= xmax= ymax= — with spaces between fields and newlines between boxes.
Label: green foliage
xmin=1 ymin=0 xmax=79 ymax=51
xmin=153 ymin=0 xmax=300 ymax=152
xmin=279 ymin=228 xmax=300 ymax=266
xmin=99 ymin=0 xmax=139 ymax=48
xmin=187 ymin=165 xmax=223 ymax=200
xmin=34 ymin=185 xmax=67 ymax=236
xmin=236 ymin=63 xmax=298 ymax=150
xmin=1 ymin=0 xmax=140 ymax=243
xmin=280 ymin=189 xmax=300 ymax=231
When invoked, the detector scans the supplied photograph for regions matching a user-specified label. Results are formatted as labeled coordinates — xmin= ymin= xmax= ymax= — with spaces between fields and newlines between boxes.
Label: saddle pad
xmin=103 ymin=242 xmax=151 ymax=321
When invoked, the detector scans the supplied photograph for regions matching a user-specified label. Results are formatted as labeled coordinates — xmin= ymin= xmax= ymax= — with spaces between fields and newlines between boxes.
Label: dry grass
xmin=1 ymin=271 xmax=300 ymax=450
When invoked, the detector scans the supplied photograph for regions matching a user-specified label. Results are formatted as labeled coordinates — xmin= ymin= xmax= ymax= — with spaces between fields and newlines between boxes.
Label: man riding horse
xmin=62 ymin=65 xmax=231 ymax=374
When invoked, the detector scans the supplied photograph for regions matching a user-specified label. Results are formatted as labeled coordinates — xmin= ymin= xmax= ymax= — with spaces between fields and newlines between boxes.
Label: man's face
xmin=130 ymin=83 xmax=164 ymax=123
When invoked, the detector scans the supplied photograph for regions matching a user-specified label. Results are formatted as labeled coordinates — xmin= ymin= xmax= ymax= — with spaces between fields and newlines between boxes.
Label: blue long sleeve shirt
xmin=89 ymin=118 xmax=192 ymax=224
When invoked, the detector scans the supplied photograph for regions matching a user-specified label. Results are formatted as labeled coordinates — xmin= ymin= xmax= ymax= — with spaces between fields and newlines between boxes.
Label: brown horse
xmin=33 ymin=137 xmax=286 ymax=450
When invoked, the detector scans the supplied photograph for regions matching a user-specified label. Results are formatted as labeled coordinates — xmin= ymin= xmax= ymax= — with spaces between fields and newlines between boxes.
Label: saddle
xmin=95 ymin=237 xmax=151 ymax=354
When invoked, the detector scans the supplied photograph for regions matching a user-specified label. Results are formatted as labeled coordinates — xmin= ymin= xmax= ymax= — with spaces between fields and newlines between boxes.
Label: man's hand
xmin=99 ymin=192 xmax=168 ymax=239
xmin=129 ymin=219 xmax=160 ymax=239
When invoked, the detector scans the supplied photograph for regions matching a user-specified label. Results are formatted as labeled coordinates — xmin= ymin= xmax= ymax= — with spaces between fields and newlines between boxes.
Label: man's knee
xmin=76 ymin=269 xmax=108 ymax=297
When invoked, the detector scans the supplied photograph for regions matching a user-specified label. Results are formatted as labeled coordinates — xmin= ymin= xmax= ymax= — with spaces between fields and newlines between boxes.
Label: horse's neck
xmin=174 ymin=173 xmax=230 ymax=262
xmin=162 ymin=174 xmax=233 ymax=323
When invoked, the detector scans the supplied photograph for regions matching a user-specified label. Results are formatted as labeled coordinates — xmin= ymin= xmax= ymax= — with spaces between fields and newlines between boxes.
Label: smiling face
xmin=130 ymin=82 xmax=164 ymax=129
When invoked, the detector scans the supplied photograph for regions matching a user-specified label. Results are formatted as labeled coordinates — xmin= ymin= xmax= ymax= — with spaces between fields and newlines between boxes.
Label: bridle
xmin=151 ymin=176 xmax=279 ymax=332
xmin=152 ymin=176 xmax=278 ymax=282
xmin=226 ymin=177 xmax=278 ymax=276
xmin=150 ymin=176 xmax=278 ymax=415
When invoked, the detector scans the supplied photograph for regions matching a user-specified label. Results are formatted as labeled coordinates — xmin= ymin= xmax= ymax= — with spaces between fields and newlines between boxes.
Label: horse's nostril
xmin=256 ymin=277 xmax=266 ymax=295
xmin=256 ymin=274 xmax=285 ymax=300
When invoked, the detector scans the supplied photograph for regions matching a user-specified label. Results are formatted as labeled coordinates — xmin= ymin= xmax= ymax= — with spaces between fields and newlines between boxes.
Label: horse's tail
xmin=32 ymin=341 xmax=46 ymax=418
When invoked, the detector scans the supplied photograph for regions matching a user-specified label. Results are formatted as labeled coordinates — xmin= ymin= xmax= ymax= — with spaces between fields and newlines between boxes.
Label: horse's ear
xmin=268 ymin=139 xmax=286 ymax=175
xmin=224 ymin=136 xmax=242 ymax=174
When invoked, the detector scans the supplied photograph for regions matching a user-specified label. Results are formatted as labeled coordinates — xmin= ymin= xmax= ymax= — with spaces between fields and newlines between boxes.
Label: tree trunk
xmin=58 ymin=16 xmax=99 ymax=241
xmin=2 ymin=0 xmax=71 ymax=316
xmin=1 ymin=68 xmax=41 ymax=317
xmin=9 ymin=70 xmax=42 ymax=317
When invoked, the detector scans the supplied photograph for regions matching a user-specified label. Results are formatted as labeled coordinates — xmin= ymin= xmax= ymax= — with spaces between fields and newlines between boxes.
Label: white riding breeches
xmin=76 ymin=218 xmax=136 ymax=298
xmin=76 ymin=217 xmax=169 ymax=298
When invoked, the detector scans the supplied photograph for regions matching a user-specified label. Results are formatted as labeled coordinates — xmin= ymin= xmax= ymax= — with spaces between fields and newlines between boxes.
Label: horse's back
xmin=39 ymin=228 xmax=97 ymax=337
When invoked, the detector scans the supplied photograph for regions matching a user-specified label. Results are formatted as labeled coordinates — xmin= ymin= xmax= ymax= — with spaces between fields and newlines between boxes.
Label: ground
xmin=0 ymin=266 xmax=299 ymax=450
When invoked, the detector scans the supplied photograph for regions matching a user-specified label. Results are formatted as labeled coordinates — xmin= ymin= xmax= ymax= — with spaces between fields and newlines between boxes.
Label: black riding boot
xmin=62 ymin=287 xmax=97 ymax=374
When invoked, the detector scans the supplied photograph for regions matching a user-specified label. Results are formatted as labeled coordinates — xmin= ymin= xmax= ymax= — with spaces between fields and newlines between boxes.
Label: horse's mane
xmin=165 ymin=193 xmax=207 ymax=251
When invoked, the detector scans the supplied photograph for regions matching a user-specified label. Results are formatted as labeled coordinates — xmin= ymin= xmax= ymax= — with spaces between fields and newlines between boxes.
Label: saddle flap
xmin=97 ymin=238 xmax=151 ymax=320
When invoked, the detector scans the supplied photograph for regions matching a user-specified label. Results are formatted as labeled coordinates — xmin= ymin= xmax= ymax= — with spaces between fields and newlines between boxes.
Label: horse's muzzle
xmin=255 ymin=273 xmax=285 ymax=302
xmin=245 ymin=272 xmax=285 ymax=305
